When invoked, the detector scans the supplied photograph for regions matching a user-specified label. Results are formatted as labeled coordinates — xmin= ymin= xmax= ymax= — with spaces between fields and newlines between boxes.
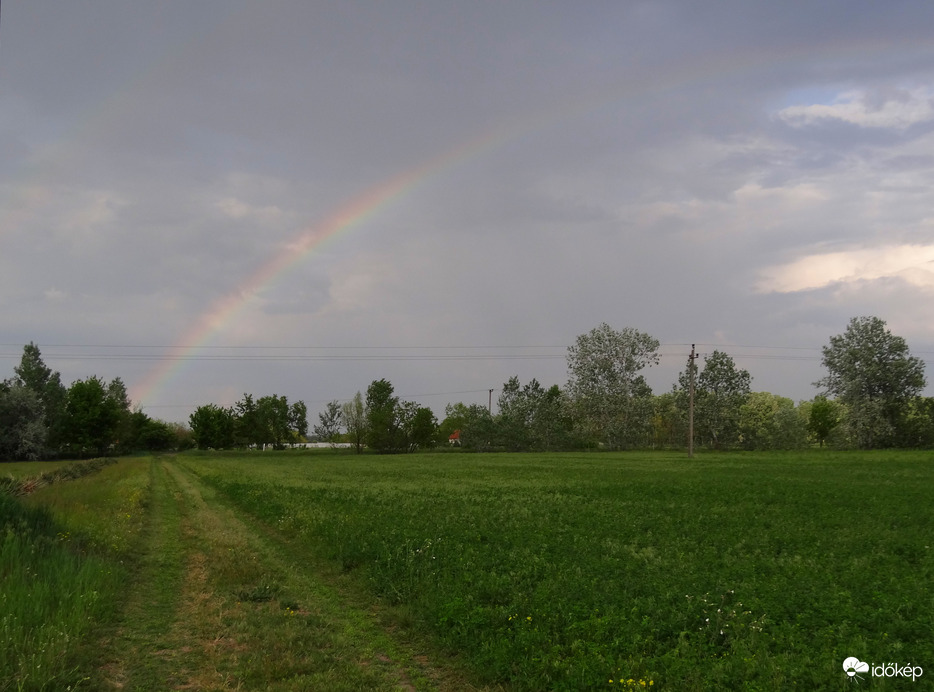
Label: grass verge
xmin=1 ymin=458 xmax=149 ymax=691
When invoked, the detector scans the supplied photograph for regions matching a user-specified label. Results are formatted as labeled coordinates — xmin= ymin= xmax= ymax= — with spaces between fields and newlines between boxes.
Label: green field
xmin=3 ymin=450 xmax=932 ymax=690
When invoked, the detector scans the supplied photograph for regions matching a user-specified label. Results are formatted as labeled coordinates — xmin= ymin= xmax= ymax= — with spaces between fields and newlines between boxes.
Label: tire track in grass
xmin=97 ymin=457 xmax=188 ymax=689
xmin=105 ymin=456 xmax=481 ymax=690
xmin=165 ymin=457 xmax=487 ymax=691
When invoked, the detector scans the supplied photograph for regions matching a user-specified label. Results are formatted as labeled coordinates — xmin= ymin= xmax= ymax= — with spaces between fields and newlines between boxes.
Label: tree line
xmin=187 ymin=378 xmax=435 ymax=453
xmin=191 ymin=315 xmax=931 ymax=453
xmin=0 ymin=344 xmax=191 ymax=460
xmin=3 ymin=315 xmax=929 ymax=460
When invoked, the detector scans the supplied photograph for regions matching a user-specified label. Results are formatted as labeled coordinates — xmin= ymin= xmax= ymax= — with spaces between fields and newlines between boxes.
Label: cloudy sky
xmin=3 ymin=1 xmax=934 ymax=424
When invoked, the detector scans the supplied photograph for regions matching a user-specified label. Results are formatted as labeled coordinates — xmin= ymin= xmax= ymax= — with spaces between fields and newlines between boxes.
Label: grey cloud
xmin=3 ymin=1 xmax=934 ymax=422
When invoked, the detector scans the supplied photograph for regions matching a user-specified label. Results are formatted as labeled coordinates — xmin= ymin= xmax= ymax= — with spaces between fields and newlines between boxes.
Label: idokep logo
xmin=843 ymin=657 xmax=924 ymax=683
xmin=843 ymin=658 xmax=869 ymax=682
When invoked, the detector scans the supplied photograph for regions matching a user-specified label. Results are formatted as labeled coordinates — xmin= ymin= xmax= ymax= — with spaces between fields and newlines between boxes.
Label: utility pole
xmin=489 ymin=389 xmax=494 ymax=414
xmin=688 ymin=344 xmax=696 ymax=458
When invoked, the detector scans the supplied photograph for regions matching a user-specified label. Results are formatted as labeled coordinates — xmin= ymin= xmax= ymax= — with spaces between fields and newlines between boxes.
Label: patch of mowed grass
xmin=1 ymin=458 xmax=150 ymax=691
xmin=188 ymin=450 xmax=934 ymax=690
xmin=76 ymin=456 xmax=436 ymax=691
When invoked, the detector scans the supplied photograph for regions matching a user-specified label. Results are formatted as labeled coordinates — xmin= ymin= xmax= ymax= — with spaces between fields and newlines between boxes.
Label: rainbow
xmin=59 ymin=25 xmax=919 ymax=409
xmin=127 ymin=38 xmax=901 ymax=409
xmin=130 ymin=125 xmax=514 ymax=407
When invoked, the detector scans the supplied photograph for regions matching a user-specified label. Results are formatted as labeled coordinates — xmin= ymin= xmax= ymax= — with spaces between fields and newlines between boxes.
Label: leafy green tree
xmin=12 ymin=343 xmax=66 ymax=451
xmin=738 ymin=392 xmax=806 ymax=450
xmin=62 ymin=376 xmax=122 ymax=456
xmin=497 ymin=376 xmax=538 ymax=451
xmin=652 ymin=392 xmax=686 ymax=449
xmin=443 ymin=402 xmax=496 ymax=451
xmin=234 ymin=393 xmax=261 ymax=448
xmin=362 ymin=379 xmax=437 ymax=453
xmin=531 ymin=384 xmax=577 ymax=451
xmin=168 ymin=421 xmax=196 ymax=451
xmin=816 ymin=316 xmax=926 ymax=448
xmin=0 ymin=384 xmax=47 ymax=461
xmin=342 ymin=392 xmax=367 ymax=453
xmin=496 ymin=377 xmax=575 ymax=451
xmin=134 ymin=414 xmax=177 ymax=451
xmin=313 ymin=400 xmax=344 ymax=442
xmin=566 ymin=323 xmax=659 ymax=449
xmin=102 ymin=378 xmax=137 ymax=453
xmin=366 ymin=379 xmax=401 ymax=453
xmin=257 ymin=395 xmax=293 ymax=449
xmin=106 ymin=377 xmax=131 ymax=412
xmin=289 ymin=400 xmax=309 ymax=442
xmin=189 ymin=404 xmax=236 ymax=449
xmin=438 ymin=403 xmax=466 ymax=445
xmin=398 ymin=401 xmax=437 ymax=452
xmin=694 ymin=350 xmax=750 ymax=449
xmin=806 ymin=395 xmax=840 ymax=448
xmin=898 ymin=397 xmax=934 ymax=448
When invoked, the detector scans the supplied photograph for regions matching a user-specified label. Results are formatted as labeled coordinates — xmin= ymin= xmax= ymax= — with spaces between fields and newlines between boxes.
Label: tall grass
xmin=191 ymin=450 xmax=934 ymax=690
xmin=1 ymin=459 xmax=149 ymax=691
xmin=0 ymin=495 xmax=117 ymax=690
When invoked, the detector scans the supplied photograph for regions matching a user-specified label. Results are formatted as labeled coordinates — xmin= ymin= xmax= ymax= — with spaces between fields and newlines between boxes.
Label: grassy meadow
xmin=2 ymin=449 xmax=932 ymax=690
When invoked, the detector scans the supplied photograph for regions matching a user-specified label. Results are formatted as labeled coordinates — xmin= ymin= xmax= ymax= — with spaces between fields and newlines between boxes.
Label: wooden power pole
xmin=688 ymin=344 xmax=696 ymax=458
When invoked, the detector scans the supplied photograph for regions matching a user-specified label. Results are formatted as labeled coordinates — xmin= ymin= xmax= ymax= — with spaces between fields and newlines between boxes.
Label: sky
xmin=3 ymin=1 xmax=934 ymax=425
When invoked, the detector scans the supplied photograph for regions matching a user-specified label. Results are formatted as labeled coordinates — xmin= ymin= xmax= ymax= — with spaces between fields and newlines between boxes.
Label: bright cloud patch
xmin=215 ymin=196 xmax=282 ymax=223
xmin=757 ymin=244 xmax=934 ymax=293
xmin=779 ymin=88 xmax=934 ymax=129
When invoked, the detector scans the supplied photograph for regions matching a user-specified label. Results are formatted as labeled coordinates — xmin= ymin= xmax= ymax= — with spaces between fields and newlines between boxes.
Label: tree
xmin=289 ymin=400 xmax=309 ymax=442
xmin=531 ymin=384 xmax=576 ymax=451
xmin=255 ymin=394 xmax=305 ymax=449
xmin=363 ymin=379 xmax=436 ymax=454
xmin=365 ymin=379 xmax=401 ymax=453
xmin=313 ymin=400 xmax=344 ymax=443
xmin=497 ymin=376 xmax=539 ymax=451
xmin=0 ymin=384 xmax=47 ymax=461
xmin=398 ymin=401 xmax=437 ymax=452
xmin=12 ymin=343 xmax=66 ymax=451
xmin=167 ymin=421 xmax=196 ymax=451
xmin=104 ymin=377 xmax=136 ymax=453
xmin=566 ymin=323 xmax=660 ymax=449
xmin=442 ymin=402 xmax=496 ymax=451
xmin=738 ymin=392 xmax=806 ymax=450
xmin=495 ymin=377 xmax=575 ymax=451
xmin=234 ymin=393 xmax=261 ymax=448
xmin=816 ymin=316 xmax=926 ymax=448
xmin=898 ymin=397 xmax=934 ymax=448
xmin=652 ymin=392 xmax=686 ymax=449
xmin=189 ymin=404 xmax=236 ymax=449
xmin=256 ymin=395 xmax=289 ymax=449
xmin=697 ymin=350 xmax=751 ymax=448
xmin=133 ymin=414 xmax=177 ymax=451
xmin=342 ymin=392 xmax=367 ymax=453
xmin=806 ymin=395 xmax=840 ymax=448
xmin=693 ymin=350 xmax=750 ymax=449
xmin=62 ymin=376 xmax=122 ymax=456
xmin=438 ymin=403 xmax=466 ymax=445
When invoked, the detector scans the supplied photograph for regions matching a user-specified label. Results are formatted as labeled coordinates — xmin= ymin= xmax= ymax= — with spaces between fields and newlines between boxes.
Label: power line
xmin=141 ymin=388 xmax=499 ymax=410
xmin=0 ymin=343 xmax=572 ymax=350
xmin=0 ymin=352 xmax=567 ymax=362
xmin=4 ymin=342 xmax=933 ymax=368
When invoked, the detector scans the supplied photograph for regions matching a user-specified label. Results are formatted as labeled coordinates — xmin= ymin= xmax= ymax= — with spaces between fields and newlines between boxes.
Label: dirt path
xmin=96 ymin=457 xmax=485 ymax=691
